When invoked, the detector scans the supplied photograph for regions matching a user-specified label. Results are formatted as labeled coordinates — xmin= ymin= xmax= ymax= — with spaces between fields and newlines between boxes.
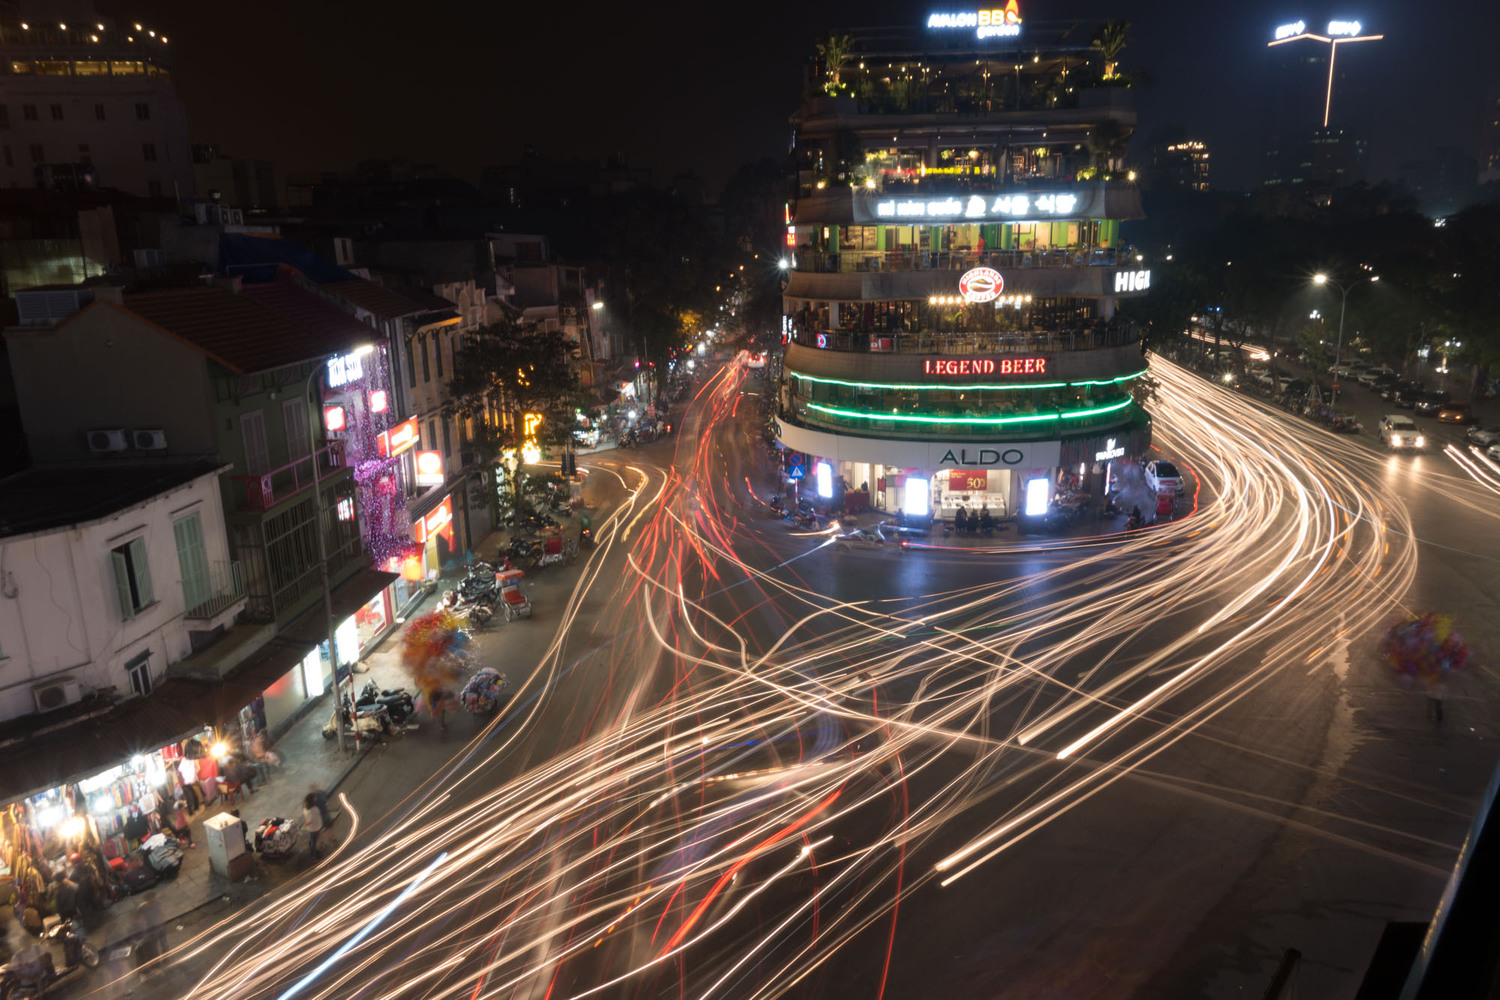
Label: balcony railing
xmin=183 ymin=560 xmax=246 ymax=620
xmin=229 ymin=440 xmax=347 ymax=512
xmin=781 ymin=399 xmax=1136 ymax=442
xmin=787 ymin=323 xmax=1139 ymax=356
xmin=793 ymin=248 xmax=1125 ymax=274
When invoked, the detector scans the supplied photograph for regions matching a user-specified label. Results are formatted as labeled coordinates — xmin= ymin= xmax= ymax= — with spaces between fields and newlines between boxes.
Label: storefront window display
xmin=354 ymin=589 xmax=392 ymax=650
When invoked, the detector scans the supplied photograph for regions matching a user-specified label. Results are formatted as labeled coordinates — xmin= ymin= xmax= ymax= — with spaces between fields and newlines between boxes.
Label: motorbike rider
xmin=8 ymin=935 xmax=55 ymax=989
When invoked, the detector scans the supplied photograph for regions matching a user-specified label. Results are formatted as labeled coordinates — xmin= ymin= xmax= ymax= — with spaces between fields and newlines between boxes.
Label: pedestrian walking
xmin=1426 ymin=678 xmax=1447 ymax=726
xmin=302 ymin=793 xmax=324 ymax=861
xmin=308 ymin=784 xmax=331 ymax=828
xmin=177 ymin=758 xmax=201 ymax=813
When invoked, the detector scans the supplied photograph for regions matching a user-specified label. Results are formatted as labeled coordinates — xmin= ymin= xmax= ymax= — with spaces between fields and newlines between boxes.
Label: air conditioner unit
xmin=87 ymin=428 xmax=128 ymax=453
xmin=33 ymin=678 xmax=82 ymax=713
xmin=133 ymin=429 xmax=168 ymax=450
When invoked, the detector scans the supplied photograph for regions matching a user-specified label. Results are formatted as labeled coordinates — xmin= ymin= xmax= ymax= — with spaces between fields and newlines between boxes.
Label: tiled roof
xmin=121 ymin=285 xmax=369 ymax=374
xmin=241 ymin=281 xmax=375 ymax=349
xmin=398 ymin=287 xmax=462 ymax=314
xmin=324 ymin=280 xmax=432 ymax=321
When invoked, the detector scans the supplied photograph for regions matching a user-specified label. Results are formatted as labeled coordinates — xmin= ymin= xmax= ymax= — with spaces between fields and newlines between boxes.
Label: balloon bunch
xmin=1379 ymin=613 xmax=1469 ymax=685
xmin=401 ymin=610 xmax=474 ymax=714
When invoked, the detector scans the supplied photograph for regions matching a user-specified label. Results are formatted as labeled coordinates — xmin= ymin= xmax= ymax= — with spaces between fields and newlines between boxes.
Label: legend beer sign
xmin=924 ymin=357 xmax=1047 ymax=377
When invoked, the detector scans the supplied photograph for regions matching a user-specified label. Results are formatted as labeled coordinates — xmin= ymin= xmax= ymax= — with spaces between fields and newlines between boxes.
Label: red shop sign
xmin=412 ymin=495 xmax=453 ymax=545
xmin=378 ymin=416 xmax=419 ymax=457
xmin=923 ymin=358 xmax=1047 ymax=377
xmin=950 ymin=470 xmax=988 ymax=492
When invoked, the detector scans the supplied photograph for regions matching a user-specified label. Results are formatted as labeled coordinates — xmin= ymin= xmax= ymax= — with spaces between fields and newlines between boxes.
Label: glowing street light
xmin=1312 ymin=271 xmax=1379 ymax=405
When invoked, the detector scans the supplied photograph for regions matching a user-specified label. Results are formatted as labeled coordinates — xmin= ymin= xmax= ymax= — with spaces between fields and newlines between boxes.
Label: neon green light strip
xmin=788 ymin=368 xmax=1148 ymax=392
xmin=806 ymin=397 xmax=1133 ymax=425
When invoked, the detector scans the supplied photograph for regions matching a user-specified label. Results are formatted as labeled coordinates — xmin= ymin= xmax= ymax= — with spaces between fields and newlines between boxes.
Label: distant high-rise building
xmin=1154 ymin=140 xmax=1210 ymax=191
xmin=0 ymin=2 xmax=193 ymax=199
xmin=1262 ymin=19 xmax=1381 ymax=189
xmin=1481 ymin=86 xmax=1500 ymax=185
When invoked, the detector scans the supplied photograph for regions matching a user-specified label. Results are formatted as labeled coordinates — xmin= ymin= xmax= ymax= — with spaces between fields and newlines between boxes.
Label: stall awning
xmin=0 ymin=567 xmax=397 ymax=806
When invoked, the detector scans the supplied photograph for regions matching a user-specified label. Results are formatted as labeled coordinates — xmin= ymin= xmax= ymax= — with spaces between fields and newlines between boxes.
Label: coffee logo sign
xmin=958 ymin=267 xmax=1004 ymax=303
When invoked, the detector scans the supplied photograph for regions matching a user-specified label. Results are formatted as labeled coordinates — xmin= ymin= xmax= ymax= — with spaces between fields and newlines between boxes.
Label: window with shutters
xmin=126 ymin=650 xmax=153 ymax=696
xmin=0 ymin=106 xmax=8 ymax=130
xmin=28 ymin=143 xmax=42 ymax=164
xmin=283 ymin=398 xmax=309 ymax=459
xmin=147 ymin=179 xmax=161 ymax=198
xmin=434 ymin=331 xmax=444 ymax=378
xmin=142 ymin=142 xmax=156 ymax=162
xmin=49 ymin=103 xmax=62 ymax=121
xmin=421 ymin=335 xmax=430 ymax=382
xmin=135 ymin=102 xmax=150 ymax=120
xmin=22 ymin=104 xmax=36 ymax=121
xmin=112 ymin=536 xmax=154 ymax=619
xmin=94 ymin=103 xmax=105 ymax=121
xmin=405 ymin=338 xmax=416 ymax=389
xmin=173 ymin=512 xmax=209 ymax=612
xmin=241 ymin=409 xmax=270 ymax=476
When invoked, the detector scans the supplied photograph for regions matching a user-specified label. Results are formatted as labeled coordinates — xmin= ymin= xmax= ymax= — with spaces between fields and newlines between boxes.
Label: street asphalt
xmin=97 ymin=355 xmax=1500 ymax=1000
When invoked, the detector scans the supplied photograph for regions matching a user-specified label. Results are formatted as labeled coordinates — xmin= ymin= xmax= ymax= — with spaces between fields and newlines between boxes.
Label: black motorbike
xmin=506 ymin=538 xmax=542 ymax=566
xmin=2 ymin=918 xmax=99 ymax=998
xmin=357 ymin=679 xmax=417 ymax=725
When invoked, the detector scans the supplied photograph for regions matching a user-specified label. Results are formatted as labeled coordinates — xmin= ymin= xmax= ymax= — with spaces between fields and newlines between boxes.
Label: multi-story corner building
xmin=1261 ymin=19 xmax=1380 ymax=190
xmin=776 ymin=12 xmax=1152 ymax=521
xmin=0 ymin=3 xmax=192 ymax=199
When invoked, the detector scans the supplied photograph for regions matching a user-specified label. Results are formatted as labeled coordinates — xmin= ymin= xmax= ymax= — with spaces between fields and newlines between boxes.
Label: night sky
xmin=106 ymin=0 xmax=1496 ymax=195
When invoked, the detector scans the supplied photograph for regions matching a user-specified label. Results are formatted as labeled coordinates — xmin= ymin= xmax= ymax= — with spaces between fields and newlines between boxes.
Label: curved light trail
xmin=105 ymin=354 xmax=1446 ymax=1000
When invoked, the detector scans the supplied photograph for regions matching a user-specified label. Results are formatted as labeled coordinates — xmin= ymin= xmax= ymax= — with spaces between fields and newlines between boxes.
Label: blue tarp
xmin=218 ymin=233 xmax=359 ymax=286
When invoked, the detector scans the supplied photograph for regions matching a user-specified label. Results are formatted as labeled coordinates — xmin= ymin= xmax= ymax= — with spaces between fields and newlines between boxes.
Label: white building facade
xmin=0 ymin=462 xmax=242 ymax=724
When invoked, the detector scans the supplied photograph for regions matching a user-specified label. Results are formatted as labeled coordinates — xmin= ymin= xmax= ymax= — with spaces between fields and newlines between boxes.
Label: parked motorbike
xmin=321 ymin=695 xmax=393 ymax=741
xmin=1126 ymin=512 xmax=1144 ymax=531
xmin=1 ymin=918 xmax=98 ymax=998
xmin=790 ymin=509 xmax=820 ymax=530
xmin=356 ymin=679 xmax=417 ymax=725
xmin=506 ymin=538 xmax=542 ymax=565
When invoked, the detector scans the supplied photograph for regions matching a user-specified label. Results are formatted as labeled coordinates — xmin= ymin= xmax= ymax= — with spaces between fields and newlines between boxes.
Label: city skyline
xmin=102 ymin=0 xmax=1496 ymax=196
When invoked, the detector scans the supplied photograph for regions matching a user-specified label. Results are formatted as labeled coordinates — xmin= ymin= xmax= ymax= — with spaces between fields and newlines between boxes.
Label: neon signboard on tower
xmin=927 ymin=2 xmax=1021 ymax=39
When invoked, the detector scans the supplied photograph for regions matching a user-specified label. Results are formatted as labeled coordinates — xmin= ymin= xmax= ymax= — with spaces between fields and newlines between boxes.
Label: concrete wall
xmin=4 ymin=303 xmax=216 ymax=462
xmin=0 ymin=468 xmax=229 ymax=723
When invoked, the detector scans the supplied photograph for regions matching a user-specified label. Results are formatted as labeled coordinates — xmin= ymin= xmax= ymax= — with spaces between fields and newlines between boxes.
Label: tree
xmin=1092 ymin=21 xmax=1130 ymax=79
xmin=445 ymin=319 xmax=582 ymax=523
xmin=815 ymin=34 xmax=854 ymax=95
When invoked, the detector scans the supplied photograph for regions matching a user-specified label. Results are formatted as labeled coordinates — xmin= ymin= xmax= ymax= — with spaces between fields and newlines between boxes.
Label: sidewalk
xmin=80 ymin=478 xmax=614 ymax=958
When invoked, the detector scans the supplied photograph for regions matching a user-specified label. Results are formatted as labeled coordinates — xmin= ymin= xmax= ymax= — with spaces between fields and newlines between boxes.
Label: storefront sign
xmin=370 ymin=389 xmax=388 ymax=414
xmin=378 ymin=416 xmax=419 ymax=457
xmin=927 ymin=2 xmax=1021 ymax=39
xmin=1094 ymin=437 xmax=1125 ymax=461
xmin=413 ymin=495 xmax=453 ymax=545
xmin=923 ymin=357 xmax=1047 ymax=376
xmin=414 ymin=450 xmax=444 ymax=487
xmin=326 ymin=350 xmax=365 ymax=388
xmin=875 ymin=191 xmax=1075 ymax=220
xmin=1114 ymin=269 xmax=1151 ymax=292
xmin=1326 ymin=20 xmax=1362 ymax=36
xmin=959 ymin=267 xmax=1004 ymax=303
xmin=323 ymin=405 xmax=346 ymax=432
xmin=816 ymin=333 xmax=830 ymax=349
xmin=1273 ymin=20 xmax=1306 ymax=39
xmin=938 ymin=447 xmax=1029 ymax=467
xmin=950 ymin=469 xmax=988 ymax=491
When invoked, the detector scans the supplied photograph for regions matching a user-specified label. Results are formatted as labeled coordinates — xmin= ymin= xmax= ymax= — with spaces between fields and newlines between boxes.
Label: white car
xmin=1378 ymin=415 xmax=1425 ymax=451
xmin=1488 ymin=442 xmax=1500 ymax=463
xmin=1466 ymin=425 xmax=1500 ymax=448
xmin=1144 ymin=459 xmax=1183 ymax=495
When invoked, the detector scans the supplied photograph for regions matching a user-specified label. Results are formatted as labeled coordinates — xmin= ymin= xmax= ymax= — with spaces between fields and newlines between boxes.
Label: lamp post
xmin=1312 ymin=272 xmax=1378 ymax=406
xmin=305 ymin=345 xmax=373 ymax=753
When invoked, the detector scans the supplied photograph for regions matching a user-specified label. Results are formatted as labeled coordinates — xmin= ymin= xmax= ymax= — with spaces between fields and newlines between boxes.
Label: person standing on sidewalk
xmin=308 ymin=784 xmax=331 ymax=828
xmin=302 ymin=793 xmax=324 ymax=861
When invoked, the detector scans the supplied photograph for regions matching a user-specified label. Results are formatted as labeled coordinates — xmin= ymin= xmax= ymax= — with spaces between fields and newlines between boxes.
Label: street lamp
xmin=306 ymin=344 xmax=373 ymax=753
xmin=1312 ymin=272 xmax=1378 ymax=405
